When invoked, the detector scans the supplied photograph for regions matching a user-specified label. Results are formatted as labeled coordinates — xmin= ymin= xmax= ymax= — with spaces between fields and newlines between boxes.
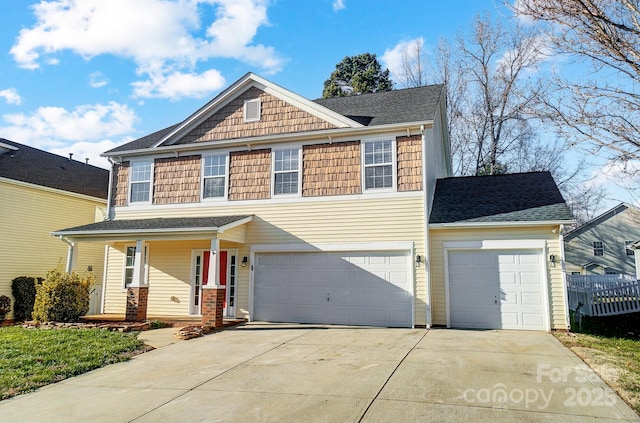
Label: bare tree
xmin=511 ymin=0 xmax=640 ymax=168
xmin=440 ymin=13 xmax=549 ymax=175
xmin=399 ymin=39 xmax=430 ymax=88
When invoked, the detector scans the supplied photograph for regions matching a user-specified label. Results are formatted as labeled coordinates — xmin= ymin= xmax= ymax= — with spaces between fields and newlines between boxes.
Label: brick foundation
xmin=126 ymin=286 xmax=148 ymax=321
xmin=202 ymin=286 xmax=225 ymax=328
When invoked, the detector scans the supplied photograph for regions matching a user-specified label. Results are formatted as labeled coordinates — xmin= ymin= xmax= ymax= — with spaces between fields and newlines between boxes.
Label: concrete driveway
xmin=0 ymin=324 xmax=638 ymax=422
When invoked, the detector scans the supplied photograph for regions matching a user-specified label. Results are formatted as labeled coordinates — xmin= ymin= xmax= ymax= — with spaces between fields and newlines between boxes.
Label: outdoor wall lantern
xmin=549 ymin=254 xmax=557 ymax=267
xmin=416 ymin=255 xmax=422 ymax=266
xmin=241 ymin=256 xmax=248 ymax=267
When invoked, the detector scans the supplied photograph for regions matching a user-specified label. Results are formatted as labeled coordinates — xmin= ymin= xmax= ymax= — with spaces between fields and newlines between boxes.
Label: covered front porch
xmin=51 ymin=215 xmax=253 ymax=328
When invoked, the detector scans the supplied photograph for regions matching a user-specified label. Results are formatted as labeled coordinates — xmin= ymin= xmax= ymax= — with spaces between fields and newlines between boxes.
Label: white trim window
xmin=363 ymin=139 xmax=395 ymax=190
xmin=625 ymin=240 xmax=635 ymax=256
xmin=593 ymin=241 xmax=604 ymax=256
xmin=123 ymin=244 xmax=149 ymax=289
xmin=273 ymin=148 xmax=300 ymax=196
xmin=129 ymin=160 xmax=153 ymax=203
xmin=202 ymin=153 xmax=228 ymax=200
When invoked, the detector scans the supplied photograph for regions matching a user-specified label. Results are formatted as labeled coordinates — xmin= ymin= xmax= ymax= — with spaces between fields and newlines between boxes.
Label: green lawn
xmin=556 ymin=313 xmax=640 ymax=415
xmin=0 ymin=326 xmax=146 ymax=400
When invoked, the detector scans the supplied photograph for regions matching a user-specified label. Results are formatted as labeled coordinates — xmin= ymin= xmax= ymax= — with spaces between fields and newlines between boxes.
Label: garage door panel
xmin=449 ymin=249 xmax=547 ymax=331
xmin=253 ymin=251 xmax=413 ymax=328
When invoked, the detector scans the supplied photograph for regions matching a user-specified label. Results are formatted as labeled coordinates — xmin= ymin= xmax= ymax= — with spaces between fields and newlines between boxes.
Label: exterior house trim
xmin=103 ymin=122 xmax=431 ymax=159
xmin=150 ymin=73 xmax=364 ymax=149
xmin=429 ymin=220 xmax=575 ymax=229
xmin=360 ymin=136 xmax=398 ymax=193
xmin=200 ymin=151 xmax=230 ymax=202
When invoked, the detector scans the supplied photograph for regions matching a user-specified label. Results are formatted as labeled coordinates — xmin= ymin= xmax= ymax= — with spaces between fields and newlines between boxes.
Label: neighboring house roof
xmin=429 ymin=171 xmax=574 ymax=224
xmin=105 ymin=72 xmax=444 ymax=155
xmin=314 ymin=85 xmax=444 ymax=126
xmin=0 ymin=138 xmax=109 ymax=199
xmin=52 ymin=215 xmax=253 ymax=240
xmin=564 ymin=203 xmax=636 ymax=241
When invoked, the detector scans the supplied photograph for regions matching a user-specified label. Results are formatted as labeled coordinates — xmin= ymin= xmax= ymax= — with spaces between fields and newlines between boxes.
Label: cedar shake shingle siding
xmin=228 ymin=149 xmax=271 ymax=200
xmin=397 ymin=135 xmax=423 ymax=192
xmin=153 ymin=155 xmax=201 ymax=205
xmin=113 ymin=162 xmax=129 ymax=207
xmin=303 ymin=141 xmax=361 ymax=197
xmin=176 ymin=88 xmax=337 ymax=145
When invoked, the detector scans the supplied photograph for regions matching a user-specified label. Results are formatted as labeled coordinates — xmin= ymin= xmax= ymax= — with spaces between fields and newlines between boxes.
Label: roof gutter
xmin=102 ymin=120 xmax=434 ymax=159
xmin=106 ymin=157 xmax=116 ymax=220
xmin=429 ymin=220 xmax=576 ymax=229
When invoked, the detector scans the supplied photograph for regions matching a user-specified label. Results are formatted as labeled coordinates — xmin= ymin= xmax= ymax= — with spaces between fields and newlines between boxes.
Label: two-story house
xmin=0 ymin=139 xmax=109 ymax=319
xmin=53 ymin=73 xmax=574 ymax=331
xmin=564 ymin=203 xmax=640 ymax=276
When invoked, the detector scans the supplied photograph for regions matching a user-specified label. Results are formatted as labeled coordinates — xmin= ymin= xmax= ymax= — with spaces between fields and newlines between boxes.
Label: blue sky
xmin=0 ymin=0 xmax=633 ymax=210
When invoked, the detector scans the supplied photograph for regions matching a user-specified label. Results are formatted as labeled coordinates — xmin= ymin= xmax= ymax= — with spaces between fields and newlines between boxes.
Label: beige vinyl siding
xmin=429 ymin=226 xmax=568 ymax=330
xmin=0 ymin=180 xmax=106 ymax=320
xmin=112 ymin=194 xmax=427 ymax=324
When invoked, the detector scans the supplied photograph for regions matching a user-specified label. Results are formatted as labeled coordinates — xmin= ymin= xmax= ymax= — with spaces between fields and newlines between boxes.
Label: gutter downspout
xmin=59 ymin=235 xmax=76 ymax=273
xmin=106 ymin=157 xmax=116 ymax=221
xmin=558 ymin=224 xmax=571 ymax=330
xmin=421 ymin=123 xmax=432 ymax=328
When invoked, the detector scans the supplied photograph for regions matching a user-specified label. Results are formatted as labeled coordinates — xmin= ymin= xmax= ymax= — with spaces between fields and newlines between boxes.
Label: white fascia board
xmin=0 ymin=142 xmax=19 ymax=151
xmin=150 ymin=73 xmax=363 ymax=149
xmin=216 ymin=215 xmax=254 ymax=233
xmin=429 ymin=220 xmax=576 ymax=229
xmin=51 ymin=227 xmax=222 ymax=237
xmin=251 ymin=241 xmax=414 ymax=253
xmin=103 ymin=121 xmax=433 ymax=159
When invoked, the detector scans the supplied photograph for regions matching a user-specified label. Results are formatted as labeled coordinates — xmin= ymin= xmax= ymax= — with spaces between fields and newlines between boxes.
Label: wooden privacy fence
xmin=567 ymin=274 xmax=640 ymax=317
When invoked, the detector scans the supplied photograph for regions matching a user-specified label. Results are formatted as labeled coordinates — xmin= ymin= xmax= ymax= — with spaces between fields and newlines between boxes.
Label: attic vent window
xmin=244 ymin=99 xmax=261 ymax=122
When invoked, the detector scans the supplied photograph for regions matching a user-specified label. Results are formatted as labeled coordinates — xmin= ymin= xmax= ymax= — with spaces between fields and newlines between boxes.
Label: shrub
xmin=32 ymin=267 xmax=93 ymax=322
xmin=11 ymin=276 xmax=42 ymax=321
xmin=0 ymin=295 xmax=11 ymax=321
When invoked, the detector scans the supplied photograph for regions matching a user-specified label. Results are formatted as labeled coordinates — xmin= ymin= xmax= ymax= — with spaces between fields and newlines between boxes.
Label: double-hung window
xmin=123 ymin=244 xmax=148 ymax=289
xmin=202 ymin=154 xmax=227 ymax=199
xmin=130 ymin=161 xmax=153 ymax=203
xmin=625 ymin=241 xmax=635 ymax=256
xmin=593 ymin=241 xmax=604 ymax=256
xmin=273 ymin=148 xmax=300 ymax=196
xmin=363 ymin=139 xmax=394 ymax=190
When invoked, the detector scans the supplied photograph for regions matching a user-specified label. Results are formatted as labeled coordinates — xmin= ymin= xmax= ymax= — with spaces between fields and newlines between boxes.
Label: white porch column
xmin=131 ymin=239 xmax=146 ymax=287
xmin=207 ymin=237 xmax=221 ymax=287
xmin=65 ymin=240 xmax=77 ymax=273
xmin=635 ymin=249 xmax=640 ymax=280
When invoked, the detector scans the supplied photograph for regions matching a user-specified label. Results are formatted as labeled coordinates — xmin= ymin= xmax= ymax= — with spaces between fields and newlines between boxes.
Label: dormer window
xmin=243 ymin=98 xmax=261 ymax=122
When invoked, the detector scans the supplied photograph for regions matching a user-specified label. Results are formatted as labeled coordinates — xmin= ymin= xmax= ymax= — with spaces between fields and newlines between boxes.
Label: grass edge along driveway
xmin=555 ymin=332 xmax=640 ymax=415
xmin=0 ymin=326 xmax=147 ymax=400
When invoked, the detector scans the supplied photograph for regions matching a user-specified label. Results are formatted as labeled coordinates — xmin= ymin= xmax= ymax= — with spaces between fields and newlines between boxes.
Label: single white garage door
xmin=448 ymin=250 xmax=546 ymax=330
xmin=253 ymin=251 xmax=413 ymax=327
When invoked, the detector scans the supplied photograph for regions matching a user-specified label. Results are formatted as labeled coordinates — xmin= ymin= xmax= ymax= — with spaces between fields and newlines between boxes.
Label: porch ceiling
xmin=51 ymin=215 xmax=253 ymax=242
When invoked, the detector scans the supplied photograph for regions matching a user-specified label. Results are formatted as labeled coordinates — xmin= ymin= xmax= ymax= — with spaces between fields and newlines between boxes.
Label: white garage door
xmin=253 ymin=251 xmax=413 ymax=327
xmin=448 ymin=250 xmax=546 ymax=330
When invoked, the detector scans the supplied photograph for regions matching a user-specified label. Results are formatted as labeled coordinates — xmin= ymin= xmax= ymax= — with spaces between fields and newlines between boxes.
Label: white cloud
xmin=381 ymin=37 xmax=425 ymax=83
xmin=333 ymin=0 xmax=346 ymax=12
xmin=0 ymin=88 xmax=22 ymax=105
xmin=89 ymin=71 xmax=109 ymax=88
xmin=10 ymin=0 xmax=281 ymax=99
xmin=0 ymin=102 xmax=137 ymax=168
xmin=132 ymin=69 xmax=226 ymax=100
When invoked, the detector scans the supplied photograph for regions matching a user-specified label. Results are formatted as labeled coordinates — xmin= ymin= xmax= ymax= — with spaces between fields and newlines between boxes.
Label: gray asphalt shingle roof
xmin=53 ymin=215 xmax=252 ymax=235
xmin=0 ymin=138 xmax=109 ymax=199
xmin=105 ymin=84 xmax=444 ymax=154
xmin=429 ymin=171 xmax=574 ymax=224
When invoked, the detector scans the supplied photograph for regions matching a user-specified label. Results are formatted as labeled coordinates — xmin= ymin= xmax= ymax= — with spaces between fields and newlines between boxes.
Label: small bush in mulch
xmin=11 ymin=276 xmax=42 ymax=321
xmin=32 ymin=267 xmax=92 ymax=322
xmin=0 ymin=295 xmax=11 ymax=321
